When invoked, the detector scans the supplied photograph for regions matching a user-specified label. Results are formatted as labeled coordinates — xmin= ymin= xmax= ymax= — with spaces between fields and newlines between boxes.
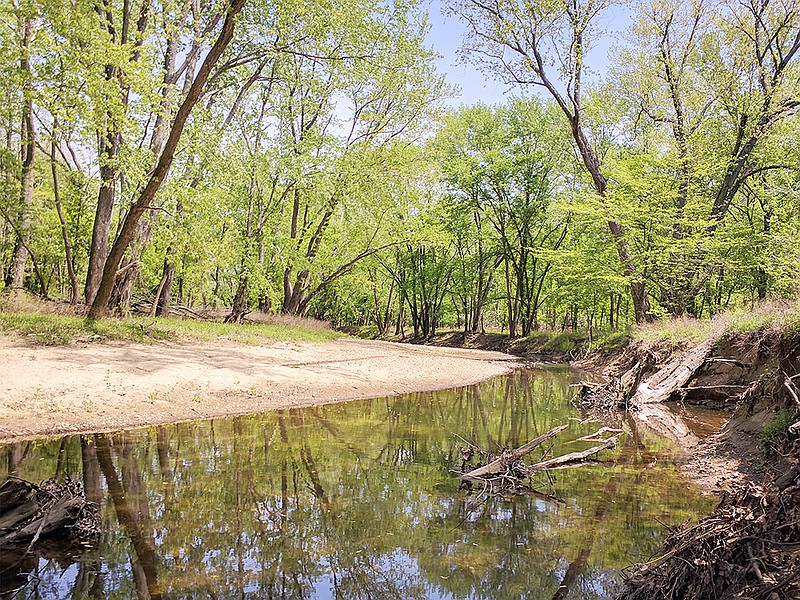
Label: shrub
xmin=759 ymin=410 xmax=797 ymax=453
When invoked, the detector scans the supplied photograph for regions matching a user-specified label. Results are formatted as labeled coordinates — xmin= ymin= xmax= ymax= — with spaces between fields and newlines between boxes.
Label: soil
xmin=0 ymin=336 xmax=516 ymax=443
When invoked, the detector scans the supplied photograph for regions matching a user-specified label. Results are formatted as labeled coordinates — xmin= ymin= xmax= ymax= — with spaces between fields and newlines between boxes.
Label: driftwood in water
xmin=460 ymin=424 xmax=568 ymax=481
xmin=0 ymin=477 xmax=99 ymax=551
xmin=459 ymin=425 xmax=620 ymax=488
xmin=522 ymin=436 xmax=620 ymax=474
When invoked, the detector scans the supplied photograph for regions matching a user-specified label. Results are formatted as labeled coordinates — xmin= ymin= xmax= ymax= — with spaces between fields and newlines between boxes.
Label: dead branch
xmin=460 ymin=424 xmax=568 ymax=481
xmin=458 ymin=423 xmax=620 ymax=502
xmin=704 ymin=357 xmax=749 ymax=368
xmin=524 ymin=435 xmax=619 ymax=473
xmin=0 ymin=477 xmax=99 ymax=552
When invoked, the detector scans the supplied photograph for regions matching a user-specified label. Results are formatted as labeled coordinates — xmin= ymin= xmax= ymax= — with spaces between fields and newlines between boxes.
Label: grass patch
xmin=724 ymin=300 xmax=800 ymax=337
xmin=510 ymin=330 xmax=583 ymax=355
xmin=158 ymin=316 xmax=343 ymax=344
xmin=593 ymin=330 xmax=631 ymax=352
xmin=759 ymin=410 xmax=797 ymax=453
xmin=0 ymin=310 xmax=343 ymax=346
xmin=629 ymin=299 xmax=800 ymax=349
xmin=540 ymin=331 xmax=579 ymax=353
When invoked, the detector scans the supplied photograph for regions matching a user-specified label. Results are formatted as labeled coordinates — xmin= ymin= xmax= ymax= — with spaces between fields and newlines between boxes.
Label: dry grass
xmin=631 ymin=316 xmax=720 ymax=347
xmin=0 ymin=292 xmax=84 ymax=317
xmin=632 ymin=298 xmax=800 ymax=348
xmin=244 ymin=311 xmax=332 ymax=331
xmin=724 ymin=299 xmax=800 ymax=337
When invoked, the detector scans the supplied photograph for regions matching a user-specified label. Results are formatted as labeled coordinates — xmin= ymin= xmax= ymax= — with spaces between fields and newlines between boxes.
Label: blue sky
xmin=423 ymin=0 xmax=634 ymax=108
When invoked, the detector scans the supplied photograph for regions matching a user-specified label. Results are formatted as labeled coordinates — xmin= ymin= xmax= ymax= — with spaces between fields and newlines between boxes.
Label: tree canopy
xmin=1 ymin=0 xmax=798 ymax=334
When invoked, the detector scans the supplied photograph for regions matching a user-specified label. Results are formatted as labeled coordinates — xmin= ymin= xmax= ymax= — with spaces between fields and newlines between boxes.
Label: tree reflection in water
xmin=0 ymin=367 xmax=714 ymax=599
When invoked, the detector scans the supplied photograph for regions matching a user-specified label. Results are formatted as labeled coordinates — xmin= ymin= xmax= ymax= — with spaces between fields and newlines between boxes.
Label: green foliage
xmin=759 ymin=410 xmax=797 ymax=453
xmin=539 ymin=331 xmax=580 ymax=353
xmin=1 ymin=0 xmax=800 ymax=334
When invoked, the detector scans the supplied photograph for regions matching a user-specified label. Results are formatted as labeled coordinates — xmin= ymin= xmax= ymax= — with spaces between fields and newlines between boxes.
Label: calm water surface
xmin=0 ymin=367 xmax=714 ymax=599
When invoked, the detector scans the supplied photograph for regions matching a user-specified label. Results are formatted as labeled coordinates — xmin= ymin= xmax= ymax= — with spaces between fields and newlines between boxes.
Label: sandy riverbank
xmin=0 ymin=336 xmax=516 ymax=443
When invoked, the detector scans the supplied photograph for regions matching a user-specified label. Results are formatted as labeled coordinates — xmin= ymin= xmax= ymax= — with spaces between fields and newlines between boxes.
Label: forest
xmin=1 ymin=0 xmax=798 ymax=336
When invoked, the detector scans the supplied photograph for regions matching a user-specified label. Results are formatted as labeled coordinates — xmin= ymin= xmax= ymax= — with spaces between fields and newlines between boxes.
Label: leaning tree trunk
xmin=88 ymin=0 xmax=247 ymax=320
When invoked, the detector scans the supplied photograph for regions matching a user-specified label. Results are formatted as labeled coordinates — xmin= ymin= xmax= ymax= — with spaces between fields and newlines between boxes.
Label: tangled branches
xmin=456 ymin=424 xmax=621 ymax=497
xmin=0 ymin=476 xmax=100 ymax=552
xmin=618 ymin=481 xmax=800 ymax=600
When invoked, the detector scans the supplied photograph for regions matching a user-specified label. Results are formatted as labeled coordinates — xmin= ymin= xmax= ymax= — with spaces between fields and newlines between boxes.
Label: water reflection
xmin=0 ymin=368 xmax=714 ymax=599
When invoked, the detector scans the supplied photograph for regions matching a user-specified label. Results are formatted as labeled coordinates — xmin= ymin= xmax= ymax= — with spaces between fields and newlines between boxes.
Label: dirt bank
xmin=0 ymin=336 xmax=516 ymax=443
xmin=577 ymin=330 xmax=800 ymax=600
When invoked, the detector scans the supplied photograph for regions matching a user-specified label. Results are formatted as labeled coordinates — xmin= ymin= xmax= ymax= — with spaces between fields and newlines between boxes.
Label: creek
xmin=0 ymin=366 xmax=717 ymax=599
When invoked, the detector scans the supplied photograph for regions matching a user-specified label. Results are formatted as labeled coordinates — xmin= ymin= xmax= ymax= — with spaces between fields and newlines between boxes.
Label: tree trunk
xmin=88 ymin=0 xmax=247 ymax=320
xmin=84 ymin=131 xmax=119 ymax=305
xmin=7 ymin=19 xmax=35 ymax=290
xmin=51 ymin=137 xmax=79 ymax=303
xmin=111 ymin=216 xmax=153 ymax=314
xmin=226 ymin=274 xmax=249 ymax=323
xmin=155 ymin=255 xmax=175 ymax=317
xmin=282 ymin=269 xmax=310 ymax=315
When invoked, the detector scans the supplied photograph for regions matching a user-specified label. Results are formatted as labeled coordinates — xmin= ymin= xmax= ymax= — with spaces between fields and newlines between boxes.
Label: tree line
xmin=1 ymin=0 xmax=798 ymax=336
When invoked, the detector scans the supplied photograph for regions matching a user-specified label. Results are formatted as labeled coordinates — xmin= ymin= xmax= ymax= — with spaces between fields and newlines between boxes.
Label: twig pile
xmin=618 ymin=481 xmax=800 ymax=600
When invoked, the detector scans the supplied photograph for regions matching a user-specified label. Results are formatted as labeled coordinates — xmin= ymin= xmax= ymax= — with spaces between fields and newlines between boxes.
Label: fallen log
xmin=581 ymin=330 xmax=726 ymax=444
xmin=633 ymin=329 xmax=724 ymax=405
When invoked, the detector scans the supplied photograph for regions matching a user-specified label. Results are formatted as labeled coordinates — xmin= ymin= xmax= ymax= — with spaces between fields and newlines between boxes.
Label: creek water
xmin=0 ymin=367 xmax=716 ymax=599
